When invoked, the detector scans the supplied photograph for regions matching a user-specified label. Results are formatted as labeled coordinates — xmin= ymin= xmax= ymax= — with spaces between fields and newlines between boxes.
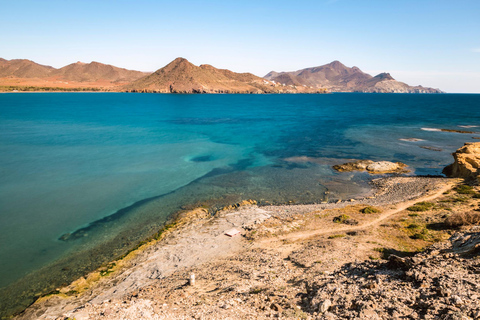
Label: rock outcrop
xmin=333 ymin=160 xmax=409 ymax=174
xmin=306 ymin=230 xmax=480 ymax=319
xmin=443 ymin=142 xmax=480 ymax=184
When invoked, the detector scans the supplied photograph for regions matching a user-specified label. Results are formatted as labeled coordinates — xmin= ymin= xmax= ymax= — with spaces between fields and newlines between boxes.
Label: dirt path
xmin=261 ymin=180 xmax=455 ymax=243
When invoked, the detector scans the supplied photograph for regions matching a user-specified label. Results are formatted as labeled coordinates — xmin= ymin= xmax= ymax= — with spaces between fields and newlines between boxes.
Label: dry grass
xmin=444 ymin=212 xmax=480 ymax=228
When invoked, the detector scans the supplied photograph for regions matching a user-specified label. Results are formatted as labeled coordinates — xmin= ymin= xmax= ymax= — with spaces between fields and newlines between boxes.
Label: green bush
xmin=454 ymin=185 xmax=476 ymax=195
xmin=361 ymin=206 xmax=381 ymax=214
xmin=407 ymin=202 xmax=435 ymax=212
xmin=333 ymin=214 xmax=350 ymax=223
xmin=328 ymin=234 xmax=346 ymax=239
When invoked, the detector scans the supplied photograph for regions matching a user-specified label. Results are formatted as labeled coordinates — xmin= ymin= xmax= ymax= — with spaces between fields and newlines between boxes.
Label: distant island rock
xmin=264 ymin=60 xmax=443 ymax=93
xmin=123 ymin=58 xmax=327 ymax=94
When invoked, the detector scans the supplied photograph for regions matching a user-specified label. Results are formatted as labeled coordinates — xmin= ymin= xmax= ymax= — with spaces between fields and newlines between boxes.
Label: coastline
xmin=14 ymin=175 xmax=460 ymax=319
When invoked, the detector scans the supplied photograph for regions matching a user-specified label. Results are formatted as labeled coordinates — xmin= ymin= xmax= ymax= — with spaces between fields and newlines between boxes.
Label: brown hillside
xmin=265 ymin=61 xmax=443 ymax=93
xmin=53 ymin=61 xmax=146 ymax=83
xmin=0 ymin=58 xmax=149 ymax=90
xmin=125 ymin=58 xmax=325 ymax=94
xmin=0 ymin=59 xmax=55 ymax=78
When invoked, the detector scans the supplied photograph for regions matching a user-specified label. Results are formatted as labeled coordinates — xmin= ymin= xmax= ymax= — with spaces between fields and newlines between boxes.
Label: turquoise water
xmin=0 ymin=92 xmax=479 ymax=316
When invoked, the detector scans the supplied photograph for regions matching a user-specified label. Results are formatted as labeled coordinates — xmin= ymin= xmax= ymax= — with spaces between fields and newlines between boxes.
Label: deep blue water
xmin=0 ymin=92 xmax=479 ymax=316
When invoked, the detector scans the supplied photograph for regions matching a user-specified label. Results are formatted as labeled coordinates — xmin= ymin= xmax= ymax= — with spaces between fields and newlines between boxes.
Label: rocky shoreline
xmin=14 ymin=175 xmax=465 ymax=320
xmin=13 ymin=144 xmax=480 ymax=320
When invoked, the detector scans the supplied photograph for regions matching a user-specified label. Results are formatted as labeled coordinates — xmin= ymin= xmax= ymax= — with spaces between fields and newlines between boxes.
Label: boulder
xmin=319 ymin=299 xmax=332 ymax=313
xmin=333 ymin=160 xmax=373 ymax=172
xmin=366 ymin=161 xmax=405 ymax=174
xmin=333 ymin=160 xmax=408 ymax=174
xmin=443 ymin=142 xmax=480 ymax=184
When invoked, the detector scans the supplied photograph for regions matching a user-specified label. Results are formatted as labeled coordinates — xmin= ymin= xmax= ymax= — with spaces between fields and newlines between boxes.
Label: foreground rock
xmin=443 ymin=142 xmax=480 ymax=184
xmin=306 ymin=229 xmax=480 ymax=319
xmin=333 ymin=160 xmax=408 ymax=174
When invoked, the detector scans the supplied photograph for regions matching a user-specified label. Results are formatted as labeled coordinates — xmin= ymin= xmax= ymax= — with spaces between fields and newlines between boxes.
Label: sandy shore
xmin=13 ymin=175 xmax=465 ymax=320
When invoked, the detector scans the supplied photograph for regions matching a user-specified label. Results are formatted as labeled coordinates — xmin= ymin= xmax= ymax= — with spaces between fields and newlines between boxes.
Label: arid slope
xmin=265 ymin=60 xmax=443 ymax=93
xmin=124 ymin=58 xmax=326 ymax=93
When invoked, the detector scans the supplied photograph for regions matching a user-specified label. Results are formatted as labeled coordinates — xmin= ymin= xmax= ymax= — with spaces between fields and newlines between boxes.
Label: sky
xmin=0 ymin=0 xmax=479 ymax=93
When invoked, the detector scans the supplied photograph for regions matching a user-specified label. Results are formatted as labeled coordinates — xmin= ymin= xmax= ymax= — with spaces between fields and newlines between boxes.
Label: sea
xmin=1 ymin=92 xmax=479 ymax=317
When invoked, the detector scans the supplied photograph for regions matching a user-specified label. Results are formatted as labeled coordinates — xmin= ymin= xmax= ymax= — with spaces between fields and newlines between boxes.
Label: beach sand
xmin=15 ymin=175 xmax=471 ymax=320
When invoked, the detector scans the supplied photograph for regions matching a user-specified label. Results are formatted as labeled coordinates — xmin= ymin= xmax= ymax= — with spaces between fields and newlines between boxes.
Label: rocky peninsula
xmin=13 ymin=144 xmax=480 ymax=320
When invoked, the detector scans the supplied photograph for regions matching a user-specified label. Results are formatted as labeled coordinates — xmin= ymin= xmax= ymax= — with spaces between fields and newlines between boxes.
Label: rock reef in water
xmin=333 ymin=160 xmax=409 ymax=174
xmin=443 ymin=142 xmax=480 ymax=184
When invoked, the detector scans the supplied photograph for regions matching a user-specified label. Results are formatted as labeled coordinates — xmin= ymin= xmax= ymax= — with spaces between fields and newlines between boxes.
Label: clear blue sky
xmin=1 ymin=0 xmax=479 ymax=92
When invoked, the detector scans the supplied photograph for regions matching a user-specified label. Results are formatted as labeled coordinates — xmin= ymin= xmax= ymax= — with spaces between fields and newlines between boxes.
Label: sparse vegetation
xmin=0 ymin=85 xmax=103 ymax=92
xmin=407 ymin=202 xmax=435 ymax=212
xmin=100 ymin=262 xmax=116 ymax=277
xmin=410 ymin=229 xmax=429 ymax=240
xmin=282 ymin=309 xmax=309 ymax=319
xmin=328 ymin=234 xmax=346 ymax=239
xmin=249 ymin=287 xmax=266 ymax=294
xmin=454 ymin=185 xmax=476 ymax=194
xmin=361 ymin=206 xmax=381 ymax=214
xmin=444 ymin=212 xmax=480 ymax=228
xmin=333 ymin=214 xmax=350 ymax=223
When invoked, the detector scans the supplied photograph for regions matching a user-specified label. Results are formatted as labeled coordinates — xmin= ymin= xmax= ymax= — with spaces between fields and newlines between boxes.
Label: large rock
xmin=443 ymin=142 xmax=480 ymax=184
xmin=333 ymin=160 xmax=408 ymax=174
xmin=366 ymin=161 xmax=403 ymax=173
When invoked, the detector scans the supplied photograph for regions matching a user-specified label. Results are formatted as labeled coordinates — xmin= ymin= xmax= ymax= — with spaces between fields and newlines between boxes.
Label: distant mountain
xmin=0 ymin=58 xmax=147 ymax=87
xmin=53 ymin=61 xmax=146 ymax=83
xmin=124 ymin=58 xmax=325 ymax=93
xmin=0 ymin=57 xmax=443 ymax=93
xmin=264 ymin=61 xmax=443 ymax=93
xmin=0 ymin=58 xmax=55 ymax=78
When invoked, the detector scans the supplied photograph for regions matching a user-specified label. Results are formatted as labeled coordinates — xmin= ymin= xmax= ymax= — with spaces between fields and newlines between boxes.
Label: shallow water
xmin=0 ymin=92 xmax=479 ymax=316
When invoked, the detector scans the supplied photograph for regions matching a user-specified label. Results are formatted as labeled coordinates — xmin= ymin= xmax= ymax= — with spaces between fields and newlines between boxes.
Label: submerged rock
xmin=333 ymin=160 xmax=408 ymax=174
xmin=443 ymin=142 xmax=480 ymax=184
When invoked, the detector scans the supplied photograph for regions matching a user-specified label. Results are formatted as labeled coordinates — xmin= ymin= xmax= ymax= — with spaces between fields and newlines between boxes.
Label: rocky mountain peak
xmin=326 ymin=60 xmax=347 ymax=71
xmin=374 ymin=72 xmax=395 ymax=81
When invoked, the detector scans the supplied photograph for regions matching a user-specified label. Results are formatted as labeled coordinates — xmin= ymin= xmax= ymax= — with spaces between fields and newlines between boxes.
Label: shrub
xmin=361 ymin=206 xmax=381 ymax=214
xmin=410 ymin=232 xmax=428 ymax=240
xmin=407 ymin=202 xmax=435 ymax=212
xmin=444 ymin=212 xmax=480 ymax=228
xmin=328 ymin=234 xmax=346 ymax=239
xmin=333 ymin=214 xmax=350 ymax=223
xmin=454 ymin=185 xmax=476 ymax=195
